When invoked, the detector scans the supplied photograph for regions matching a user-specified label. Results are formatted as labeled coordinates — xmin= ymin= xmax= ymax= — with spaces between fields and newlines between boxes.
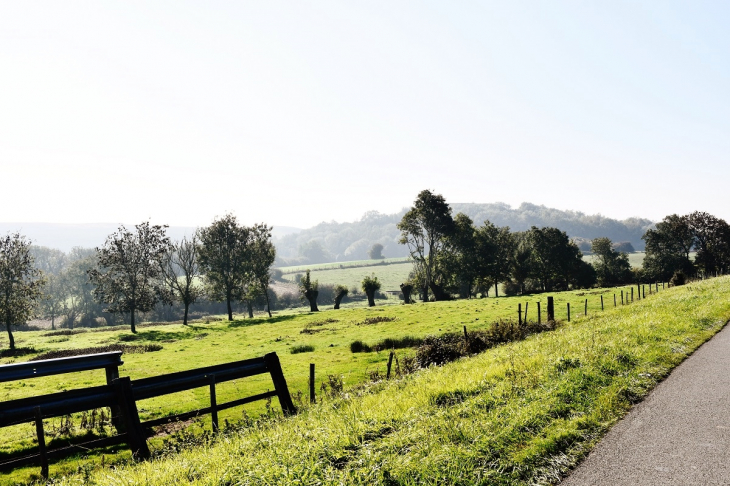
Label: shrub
xmin=350 ymin=340 xmax=372 ymax=353
xmin=290 ymin=344 xmax=315 ymax=354
xmin=670 ymin=271 xmax=686 ymax=286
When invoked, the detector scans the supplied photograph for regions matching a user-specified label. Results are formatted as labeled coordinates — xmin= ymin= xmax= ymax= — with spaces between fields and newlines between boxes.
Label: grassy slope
xmin=36 ymin=277 xmax=730 ymax=485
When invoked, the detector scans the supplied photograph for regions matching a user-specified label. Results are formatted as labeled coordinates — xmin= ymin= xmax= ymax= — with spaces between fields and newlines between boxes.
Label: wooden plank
xmin=35 ymin=407 xmax=48 ymax=479
xmin=264 ymin=353 xmax=296 ymax=416
xmin=0 ymin=352 xmax=123 ymax=383
xmin=131 ymin=357 xmax=268 ymax=400
xmin=0 ymin=384 xmax=115 ymax=428
xmin=113 ymin=377 xmax=150 ymax=459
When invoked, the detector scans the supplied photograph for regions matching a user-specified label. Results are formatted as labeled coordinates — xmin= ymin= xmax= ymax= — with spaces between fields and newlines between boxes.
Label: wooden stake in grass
xmin=518 ymin=303 xmax=522 ymax=325
xmin=621 ymin=290 xmax=624 ymax=305
xmin=386 ymin=351 xmax=395 ymax=379
xmin=601 ymin=295 xmax=604 ymax=310
xmin=567 ymin=303 xmax=571 ymax=322
xmin=547 ymin=296 xmax=554 ymax=321
xmin=631 ymin=287 xmax=634 ymax=302
xmin=209 ymin=374 xmax=219 ymax=433
xmin=614 ymin=294 xmax=616 ymax=307
xmin=584 ymin=299 xmax=588 ymax=316
xmin=35 ymin=406 xmax=48 ymax=480
xmin=309 ymin=363 xmax=316 ymax=404
xmin=524 ymin=302 xmax=529 ymax=323
xmin=643 ymin=285 xmax=646 ymax=299
xmin=537 ymin=302 xmax=541 ymax=324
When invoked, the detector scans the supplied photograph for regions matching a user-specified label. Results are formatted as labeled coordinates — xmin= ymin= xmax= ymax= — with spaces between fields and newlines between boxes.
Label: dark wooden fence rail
xmin=0 ymin=351 xmax=295 ymax=479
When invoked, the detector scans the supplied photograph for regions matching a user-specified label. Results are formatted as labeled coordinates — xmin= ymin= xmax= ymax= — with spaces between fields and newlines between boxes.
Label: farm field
xmin=277 ymin=257 xmax=409 ymax=275
xmin=280 ymin=261 xmax=413 ymax=293
xmin=279 ymin=252 xmax=647 ymax=297
xmin=0 ymin=279 xmax=714 ymax=484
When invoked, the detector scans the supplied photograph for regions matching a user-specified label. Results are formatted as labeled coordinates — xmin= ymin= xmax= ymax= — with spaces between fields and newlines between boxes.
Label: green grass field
xmin=0 ymin=278 xmax=717 ymax=484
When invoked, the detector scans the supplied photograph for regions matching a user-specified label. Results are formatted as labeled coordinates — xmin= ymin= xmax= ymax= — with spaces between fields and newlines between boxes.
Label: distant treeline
xmin=274 ymin=203 xmax=654 ymax=266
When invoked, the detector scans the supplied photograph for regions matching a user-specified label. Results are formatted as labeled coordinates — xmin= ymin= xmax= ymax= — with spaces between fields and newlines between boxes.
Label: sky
xmin=1 ymin=1 xmax=728 ymax=229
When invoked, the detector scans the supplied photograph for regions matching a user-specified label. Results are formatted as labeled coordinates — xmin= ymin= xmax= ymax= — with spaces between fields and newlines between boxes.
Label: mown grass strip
xmin=37 ymin=278 xmax=730 ymax=484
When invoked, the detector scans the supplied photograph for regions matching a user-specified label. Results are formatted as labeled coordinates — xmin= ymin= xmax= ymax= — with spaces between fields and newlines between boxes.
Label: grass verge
xmin=43 ymin=277 xmax=730 ymax=485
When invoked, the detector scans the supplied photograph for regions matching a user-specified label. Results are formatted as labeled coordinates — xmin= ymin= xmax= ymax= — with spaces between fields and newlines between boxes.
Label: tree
xmin=642 ymin=214 xmax=695 ymax=281
xmin=368 ymin=243 xmax=384 ymax=260
xmin=197 ymin=214 xmax=251 ymax=321
xmin=299 ymin=270 xmax=319 ymax=312
xmin=0 ymin=233 xmax=45 ymax=349
xmin=591 ymin=237 xmax=632 ymax=286
xmin=248 ymin=224 xmax=276 ymax=318
xmin=159 ymin=236 xmax=201 ymax=325
xmin=333 ymin=284 xmax=348 ymax=309
xmin=361 ymin=274 xmax=381 ymax=307
xmin=398 ymin=190 xmax=455 ymax=301
xmin=441 ymin=213 xmax=478 ymax=298
xmin=528 ymin=227 xmax=589 ymax=291
xmin=687 ymin=211 xmax=730 ymax=276
xmin=88 ymin=222 xmax=171 ymax=333
xmin=473 ymin=222 xmax=512 ymax=297
xmin=31 ymin=246 xmax=66 ymax=330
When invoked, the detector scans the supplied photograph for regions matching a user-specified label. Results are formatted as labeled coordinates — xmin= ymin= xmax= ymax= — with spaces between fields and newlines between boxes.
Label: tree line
xmin=396 ymin=190 xmax=729 ymax=302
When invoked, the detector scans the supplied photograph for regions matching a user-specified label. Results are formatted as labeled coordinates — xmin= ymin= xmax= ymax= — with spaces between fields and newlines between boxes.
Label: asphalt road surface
xmin=561 ymin=321 xmax=730 ymax=485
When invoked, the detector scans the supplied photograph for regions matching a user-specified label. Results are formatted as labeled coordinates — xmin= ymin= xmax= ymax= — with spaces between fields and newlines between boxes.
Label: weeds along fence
xmin=0 ymin=352 xmax=295 ymax=479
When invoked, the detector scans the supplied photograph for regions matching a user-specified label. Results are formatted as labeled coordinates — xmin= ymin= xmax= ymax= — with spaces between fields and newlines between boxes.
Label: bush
xmin=290 ymin=344 xmax=315 ymax=354
xmin=350 ymin=340 xmax=372 ymax=353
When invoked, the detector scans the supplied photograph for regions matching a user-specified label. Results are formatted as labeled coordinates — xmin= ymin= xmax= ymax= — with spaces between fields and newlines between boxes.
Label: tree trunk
xmin=6 ymin=323 xmax=14 ymax=350
xmin=247 ymin=301 xmax=254 ymax=318
xmin=51 ymin=314 xmax=55 ymax=331
xmin=226 ymin=297 xmax=233 ymax=321
xmin=305 ymin=290 xmax=319 ymax=312
xmin=421 ymin=285 xmax=429 ymax=302
xmin=494 ymin=282 xmax=499 ymax=298
xmin=429 ymin=282 xmax=450 ymax=301
xmin=400 ymin=284 xmax=413 ymax=304
xmin=366 ymin=290 xmax=375 ymax=307
xmin=264 ymin=289 xmax=272 ymax=318
xmin=334 ymin=291 xmax=346 ymax=309
xmin=130 ymin=308 xmax=136 ymax=334
xmin=183 ymin=303 xmax=189 ymax=325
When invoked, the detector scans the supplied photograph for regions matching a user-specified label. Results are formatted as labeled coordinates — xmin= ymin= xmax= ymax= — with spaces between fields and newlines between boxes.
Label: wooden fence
xmin=0 ymin=352 xmax=294 ymax=478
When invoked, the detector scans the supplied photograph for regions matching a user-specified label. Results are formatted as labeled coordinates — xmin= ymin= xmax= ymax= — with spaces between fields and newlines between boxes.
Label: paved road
xmin=561 ymin=322 xmax=730 ymax=485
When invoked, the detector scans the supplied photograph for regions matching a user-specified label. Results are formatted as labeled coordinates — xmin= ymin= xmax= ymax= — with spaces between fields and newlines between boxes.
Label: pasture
xmin=0 ymin=279 xmax=711 ymax=484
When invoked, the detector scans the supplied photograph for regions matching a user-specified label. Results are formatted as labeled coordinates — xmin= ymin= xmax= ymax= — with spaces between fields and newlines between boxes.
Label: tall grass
xmin=48 ymin=277 xmax=730 ymax=485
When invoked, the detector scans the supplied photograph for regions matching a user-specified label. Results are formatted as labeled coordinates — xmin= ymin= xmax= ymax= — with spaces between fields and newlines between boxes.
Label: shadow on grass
xmin=226 ymin=314 xmax=300 ymax=328
xmin=118 ymin=330 xmax=203 ymax=343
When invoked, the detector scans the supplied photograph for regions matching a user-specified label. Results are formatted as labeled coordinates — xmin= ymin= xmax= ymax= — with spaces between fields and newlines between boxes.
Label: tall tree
xmin=248 ymin=224 xmax=276 ymax=318
xmin=159 ymin=236 xmax=201 ymax=325
xmin=299 ymin=270 xmax=319 ymax=312
xmin=642 ymin=214 xmax=695 ymax=281
xmin=197 ymin=214 xmax=251 ymax=321
xmin=687 ymin=211 xmax=730 ymax=276
xmin=591 ymin=237 xmax=632 ymax=286
xmin=0 ymin=233 xmax=45 ymax=349
xmin=528 ymin=226 xmax=589 ymax=291
xmin=397 ymin=190 xmax=454 ymax=301
xmin=88 ymin=222 xmax=171 ymax=333
xmin=361 ymin=274 xmax=381 ymax=307
xmin=31 ymin=246 xmax=67 ymax=330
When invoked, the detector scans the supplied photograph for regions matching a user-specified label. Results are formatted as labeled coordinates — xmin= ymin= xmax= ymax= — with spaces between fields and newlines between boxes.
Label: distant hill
xmin=273 ymin=203 xmax=654 ymax=265
xmin=0 ymin=223 xmax=301 ymax=252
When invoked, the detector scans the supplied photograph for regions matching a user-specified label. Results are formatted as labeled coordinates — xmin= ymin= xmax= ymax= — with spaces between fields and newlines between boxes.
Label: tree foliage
xmin=197 ymin=214 xmax=252 ymax=321
xmin=88 ymin=222 xmax=171 ymax=333
xmin=0 ymin=233 xmax=46 ymax=349
xmin=591 ymin=237 xmax=632 ymax=287
xmin=159 ymin=235 xmax=201 ymax=325
xmin=299 ymin=269 xmax=319 ymax=312
xmin=398 ymin=190 xmax=455 ymax=301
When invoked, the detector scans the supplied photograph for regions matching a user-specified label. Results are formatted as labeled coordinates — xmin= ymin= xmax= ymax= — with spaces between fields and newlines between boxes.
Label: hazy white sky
xmin=1 ymin=1 xmax=728 ymax=228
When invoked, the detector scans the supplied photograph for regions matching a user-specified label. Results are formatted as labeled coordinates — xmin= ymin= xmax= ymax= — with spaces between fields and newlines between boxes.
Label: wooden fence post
xmin=386 ymin=351 xmax=394 ymax=379
xmin=567 ymin=303 xmax=571 ymax=322
xmin=643 ymin=285 xmax=645 ymax=299
xmin=584 ymin=299 xmax=587 ymax=316
xmin=524 ymin=303 xmax=529 ymax=323
xmin=264 ymin=353 xmax=296 ymax=416
xmin=614 ymin=294 xmax=616 ymax=307
xmin=518 ymin=303 xmax=522 ymax=325
xmin=105 ymin=364 xmax=124 ymax=433
xmin=208 ymin=375 xmax=218 ymax=433
xmin=309 ymin=363 xmax=315 ymax=404
xmin=547 ymin=297 xmax=554 ymax=322
xmin=34 ymin=407 xmax=48 ymax=480
xmin=621 ymin=290 xmax=624 ymax=305
xmin=601 ymin=295 xmax=604 ymax=310
xmin=463 ymin=326 xmax=468 ymax=340
xmin=631 ymin=287 xmax=634 ymax=302
xmin=113 ymin=377 xmax=150 ymax=459
xmin=537 ymin=302 xmax=541 ymax=324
